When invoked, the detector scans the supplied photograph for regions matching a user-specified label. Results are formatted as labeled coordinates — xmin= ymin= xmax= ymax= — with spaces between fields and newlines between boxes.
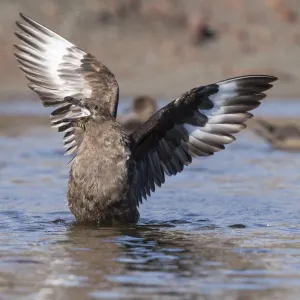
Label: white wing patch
xmin=14 ymin=13 xmax=92 ymax=106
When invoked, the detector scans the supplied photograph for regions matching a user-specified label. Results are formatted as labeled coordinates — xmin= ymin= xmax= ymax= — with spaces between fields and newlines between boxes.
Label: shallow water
xmin=1 ymin=100 xmax=300 ymax=300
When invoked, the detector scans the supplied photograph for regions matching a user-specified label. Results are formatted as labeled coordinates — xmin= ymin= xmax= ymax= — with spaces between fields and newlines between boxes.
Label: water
xmin=1 ymin=99 xmax=300 ymax=300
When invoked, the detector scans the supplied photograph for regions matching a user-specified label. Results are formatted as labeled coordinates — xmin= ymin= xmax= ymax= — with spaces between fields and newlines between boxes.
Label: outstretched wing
xmin=14 ymin=13 xmax=119 ymax=116
xmin=14 ymin=13 xmax=120 ymax=155
xmin=129 ymin=75 xmax=277 ymax=204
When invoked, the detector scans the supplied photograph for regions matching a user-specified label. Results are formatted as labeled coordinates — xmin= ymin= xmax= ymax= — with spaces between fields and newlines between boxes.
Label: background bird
xmin=252 ymin=119 xmax=300 ymax=151
xmin=118 ymin=95 xmax=157 ymax=134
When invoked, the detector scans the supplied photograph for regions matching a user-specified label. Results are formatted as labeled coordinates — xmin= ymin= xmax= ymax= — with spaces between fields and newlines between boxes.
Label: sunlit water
xmin=1 ymin=99 xmax=300 ymax=300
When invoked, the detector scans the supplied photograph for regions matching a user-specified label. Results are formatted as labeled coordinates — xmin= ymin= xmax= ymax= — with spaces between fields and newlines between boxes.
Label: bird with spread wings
xmin=14 ymin=13 xmax=277 ymax=223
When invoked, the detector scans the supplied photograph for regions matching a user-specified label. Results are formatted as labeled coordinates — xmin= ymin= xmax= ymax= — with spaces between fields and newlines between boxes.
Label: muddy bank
xmin=0 ymin=0 xmax=300 ymax=99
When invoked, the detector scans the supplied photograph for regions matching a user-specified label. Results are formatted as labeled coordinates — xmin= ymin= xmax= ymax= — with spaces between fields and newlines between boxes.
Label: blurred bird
xmin=118 ymin=95 xmax=157 ymax=134
xmin=253 ymin=119 xmax=300 ymax=151
xmin=14 ymin=13 xmax=277 ymax=224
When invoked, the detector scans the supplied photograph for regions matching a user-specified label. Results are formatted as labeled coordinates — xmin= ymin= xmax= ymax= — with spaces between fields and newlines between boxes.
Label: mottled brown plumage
xmin=14 ymin=13 xmax=277 ymax=224
xmin=64 ymin=98 xmax=138 ymax=223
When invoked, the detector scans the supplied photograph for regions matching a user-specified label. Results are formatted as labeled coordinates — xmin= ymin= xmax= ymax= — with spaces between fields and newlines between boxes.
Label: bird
xmin=117 ymin=95 xmax=157 ymax=134
xmin=14 ymin=13 xmax=277 ymax=224
xmin=252 ymin=119 xmax=300 ymax=151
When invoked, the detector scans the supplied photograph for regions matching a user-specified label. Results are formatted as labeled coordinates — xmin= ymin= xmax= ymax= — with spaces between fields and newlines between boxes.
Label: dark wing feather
xmin=50 ymin=97 xmax=91 ymax=155
xmin=129 ymin=75 xmax=277 ymax=204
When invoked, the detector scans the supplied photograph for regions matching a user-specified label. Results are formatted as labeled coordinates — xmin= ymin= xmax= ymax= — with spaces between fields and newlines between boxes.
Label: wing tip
xmin=250 ymin=74 xmax=278 ymax=82
xmin=218 ymin=74 xmax=278 ymax=86
xmin=247 ymin=74 xmax=278 ymax=82
xmin=13 ymin=45 xmax=19 ymax=56
xmin=14 ymin=22 xmax=22 ymax=32
xmin=19 ymin=12 xmax=30 ymax=23
xmin=268 ymin=75 xmax=278 ymax=82
xmin=16 ymin=13 xmax=30 ymax=29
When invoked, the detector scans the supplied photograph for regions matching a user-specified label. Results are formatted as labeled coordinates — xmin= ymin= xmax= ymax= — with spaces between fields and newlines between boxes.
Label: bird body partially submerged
xmin=67 ymin=101 xmax=136 ymax=223
xmin=14 ymin=13 xmax=277 ymax=224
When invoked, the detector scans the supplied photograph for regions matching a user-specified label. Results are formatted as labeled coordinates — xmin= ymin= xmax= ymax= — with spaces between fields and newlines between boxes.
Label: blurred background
xmin=2 ymin=1 xmax=300 ymax=300
xmin=0 ymin=0 xmax=299 ymax=99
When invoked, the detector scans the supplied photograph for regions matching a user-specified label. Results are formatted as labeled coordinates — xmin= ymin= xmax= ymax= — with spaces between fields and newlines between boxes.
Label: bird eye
xmin=94 ymin=105 xmax=98 ymax=110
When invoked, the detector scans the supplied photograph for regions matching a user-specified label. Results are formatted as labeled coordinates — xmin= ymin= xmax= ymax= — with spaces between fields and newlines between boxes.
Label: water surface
xmin=1 ymin=99 xmax=300 ymax=300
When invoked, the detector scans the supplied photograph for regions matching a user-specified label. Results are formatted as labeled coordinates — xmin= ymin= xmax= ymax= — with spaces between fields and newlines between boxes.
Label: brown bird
xmin=253 ymin=119 xmax=300 ymax=151
xmin=118 ymin=95 xmax=157 ymax=134
xmin=14 ymin=13 xmax=277 ymax=224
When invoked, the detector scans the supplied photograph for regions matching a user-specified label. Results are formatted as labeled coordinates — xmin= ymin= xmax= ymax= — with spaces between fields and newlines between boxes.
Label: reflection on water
xmin=1 ymin=100 xmax=300 ymax=299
